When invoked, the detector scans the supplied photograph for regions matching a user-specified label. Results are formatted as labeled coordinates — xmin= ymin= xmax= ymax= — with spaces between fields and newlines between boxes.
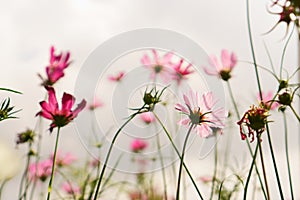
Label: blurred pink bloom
xmin=258 ymin=91 xmax=279 ymax=110
xmin=130 ymin=139 xmax=148 ymax=153
xmin=28 ymin=159 xmax=52 ymax=182
xmin=199 ymin=176 xmax=212 ymax=183
xmin=108 ymin=71 xmax=125 ymax=82
xmin=50 ymin=151 xmax=76 ymax=167
xmin=39 ymin=46 xmax=71 ymax=86
xmin=140 ymin=112 xmax=156 ymax=124
xmin=90 ymin=158 xmax=100 ymax=167
xmin=175 ymin=91 xmax=225 ymax=137
xmin=203 ymin=49 xmax=237 ymax=81
xmin=88 ymin=98 xmax=103 ymax=111
xmin=62 ymin=182 xmax=81 ymax=195
xmin=36 ymin=86 xmax=86 ymax=132
xmin=171 ymin=59 xmax=194 ymax=84
xmin=141 ymin=49 xmax=174 ymax=83
xmin=128 ymin=191 xmax=148 ymax=200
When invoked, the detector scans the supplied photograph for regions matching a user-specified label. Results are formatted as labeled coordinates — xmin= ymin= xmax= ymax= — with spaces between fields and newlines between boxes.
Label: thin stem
xmin=18 ymin=143 xmax=32 ymax=200
xmin=243 ymin=143 xmax=259 ymax=200
xmin=246 ymin=0 xmax=283 ymax=195
xmin=153 ymin=112 xmax=204 ymax=200
xmin=265 ymin=124 xmax=284 ymax=198
xmin=209 ymin=136 xmax=218 ymax=200
xmin=280 ymin=25 xmax=295 ymax=79
xmin=257 ymin=137 xmax=270 ymax=199
xmin=176 ymin=124 xmax=193 ymax=200
xmin=246 ymin=0 xmax=263 ymax=100
xmin=46 ymin=127 xmax=61 ymax=200
xmin=156 ymin=132 xmax=168 ymax=200
xmin=283 ymin=112 xmax=294 ymax=199
xmin=290 ymin=105 xmax=300 ymax=122
xmin=0 ymin=180 xmax=8 ymax=200
xmin=93 ymin=114 xmax=137 ymax=199
xmin=227 ymin=82 xmax=267 ymax=199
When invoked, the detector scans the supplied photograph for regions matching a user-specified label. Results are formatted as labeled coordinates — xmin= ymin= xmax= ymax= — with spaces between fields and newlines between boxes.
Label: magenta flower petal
xmin=61 ymin=93 xmax=75 ymax=112
xmin=72 ymin=99 xmax=87 ymax=118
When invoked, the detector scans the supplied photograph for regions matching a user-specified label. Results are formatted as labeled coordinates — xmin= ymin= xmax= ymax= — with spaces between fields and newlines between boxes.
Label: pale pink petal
xmin=72 ymin=99 xmax=87 ymax=118
xmin=141 ymin=54 xmax=152 ymax=66
xmin=221 ymin=49 xmax=231 ymax=68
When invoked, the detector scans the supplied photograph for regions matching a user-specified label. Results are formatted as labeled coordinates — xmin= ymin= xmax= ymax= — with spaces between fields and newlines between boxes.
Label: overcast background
xmin=0 ymin=0 xmax=299 ymax=199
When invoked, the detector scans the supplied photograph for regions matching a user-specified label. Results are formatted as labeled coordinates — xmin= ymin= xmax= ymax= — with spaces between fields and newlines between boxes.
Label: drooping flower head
xmin=108 ymin=71 xmax=125 ymax=82
xmin=267 ymin=0 xmax=299 ymax=36
xmin=175 ymin=91 xmax=225 ymax=137
xmin=237 ymin=105 xmax=269 ymax=142
xmin=141 ymin=49 xmax=174 ymax=83
xmin=16 ymin=129 xmax=35 ymax=145
xmin=130 ymin=139 xmax=148 ymax=153
xmin=36 ymin=86 xmax=86 ymax=132
xmin=171 ymin=59 xmax=194 ymax=85
xmin=62 ymin=182 xmax=81 ymax=195
xmin=203 ymin=50 xmax=237 ymax=81
xmin=39 ymin=46 xmax=71 ymax=86
xmin=139 ymin=112 xmax=156 ymax=124
xmin=258 ymin=91 xmax=279 ymax=110
xmin=28 ymin=159 xmax=53 ymax=182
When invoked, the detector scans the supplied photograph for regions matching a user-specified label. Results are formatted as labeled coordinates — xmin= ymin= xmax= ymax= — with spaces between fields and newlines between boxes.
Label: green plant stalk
xmin=0 ymin=180 xmax=8 ymax=200
xmin=46 ymin=127 xmax=61 ymax=200
xmin=209 ymin=136 xmax=218 ymax=200
xmin=290 ymin=105 xmax=300 ymax=122
xmin=283 ymin=112 xmax=294 ymax=199
xmin=93 ymin=114 xmax=137 ymax=200
xmin=243 ymin=143 xmax=259 ymax=199
xmin=156 ymin=132 xmax=168 ymax=200
xmin=18 ymin=143 xmax=32 ymax=200
xmin=227 ymin=82 xmax=267 ymax=199
xmin=176 ymin=124 xmax=193 ymax=200
xmin=153 ymin=112 xmax=204 ymax=200
xmin=257 ymin=137 xmax=270 ymax=199
xmin=246 ymin=0 xmax=284 ymax=197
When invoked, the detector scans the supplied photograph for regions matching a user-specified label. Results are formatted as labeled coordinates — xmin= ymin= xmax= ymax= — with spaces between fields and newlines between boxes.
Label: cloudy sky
xmin=1 ymin=0 xmax=299 ymax=199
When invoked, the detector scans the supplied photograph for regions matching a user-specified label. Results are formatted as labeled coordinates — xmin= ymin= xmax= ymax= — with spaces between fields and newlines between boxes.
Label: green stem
xmin=93 ymin=114 xmax=136 ymax=199
xmin=156 ymin=132 xmax=168 ymax=200
xmin=246 ymin=0 xmax=283 ymax=196
xmin=290 ymin=105 xmax=300 ymax=122
xmin=46 ymin=127 xmax=61 ymax=200
xmin=209 ymin=137 xmax=218 ymax=200
xmin=243 ymin=143 xmax=259 ymax=200
xmin=153 ymin=112 xmax=203 ymax=200
xmin=265 ymin=124 xmax=284 ymax=198
xmin=246 ymin=0 xmax=263 ymax=101
xmin=0 ymin=180 xmax=8 ymax=200
xmin=257 ymin=137 xmax=270 ymax=199
xmin=176 ymin=124 xmax=193 ymax=200
xmin=227 ymin=82 xmax=267 ymax=199
xmin=18 ymin=143 xmax=32 ymax=200
xmin=0 ymin=87 xmax=22 ymax=94
xmin=283 ymin=112 xmax=294 ymax=199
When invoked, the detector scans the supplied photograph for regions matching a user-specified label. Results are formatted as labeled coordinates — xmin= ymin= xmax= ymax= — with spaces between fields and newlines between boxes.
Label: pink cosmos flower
xmin=88 ymin=98 xmax=103 ymax=111
xmin=62 ymin=182 xmax=81 ymax=195
xmin=130 ymin=139 xmax=148 ymax=153
xmin=50 ymin=151 xmax=76 ymax=167
xmin=128 ymin=191 xmax=148 ymax=200
xmin=258 ymin=91 xmax=279 ymax=110
xmin=108 ymin=71 xmax=125 ymax=82
xmin=139 ymin=112 xmax=156 ymax=124
xmin=28 ymin=159 xmax=52 ymax=182
xmin=199 ymin=176 xmax=213 ymax=183
xmin=141 ymin=49 xmax=174 ymax=83
xmin=39 ymin=46 xmax=71 ymax=86
xmin=36 ymin=86 xmax=86 ymax=132
xmin=171 ymin=59 xmax=194 ymax=84
xmin=175 ymin=91 xmax=225 ymax=137
xmin=203 ymin=49 xmax=237 ymax=81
